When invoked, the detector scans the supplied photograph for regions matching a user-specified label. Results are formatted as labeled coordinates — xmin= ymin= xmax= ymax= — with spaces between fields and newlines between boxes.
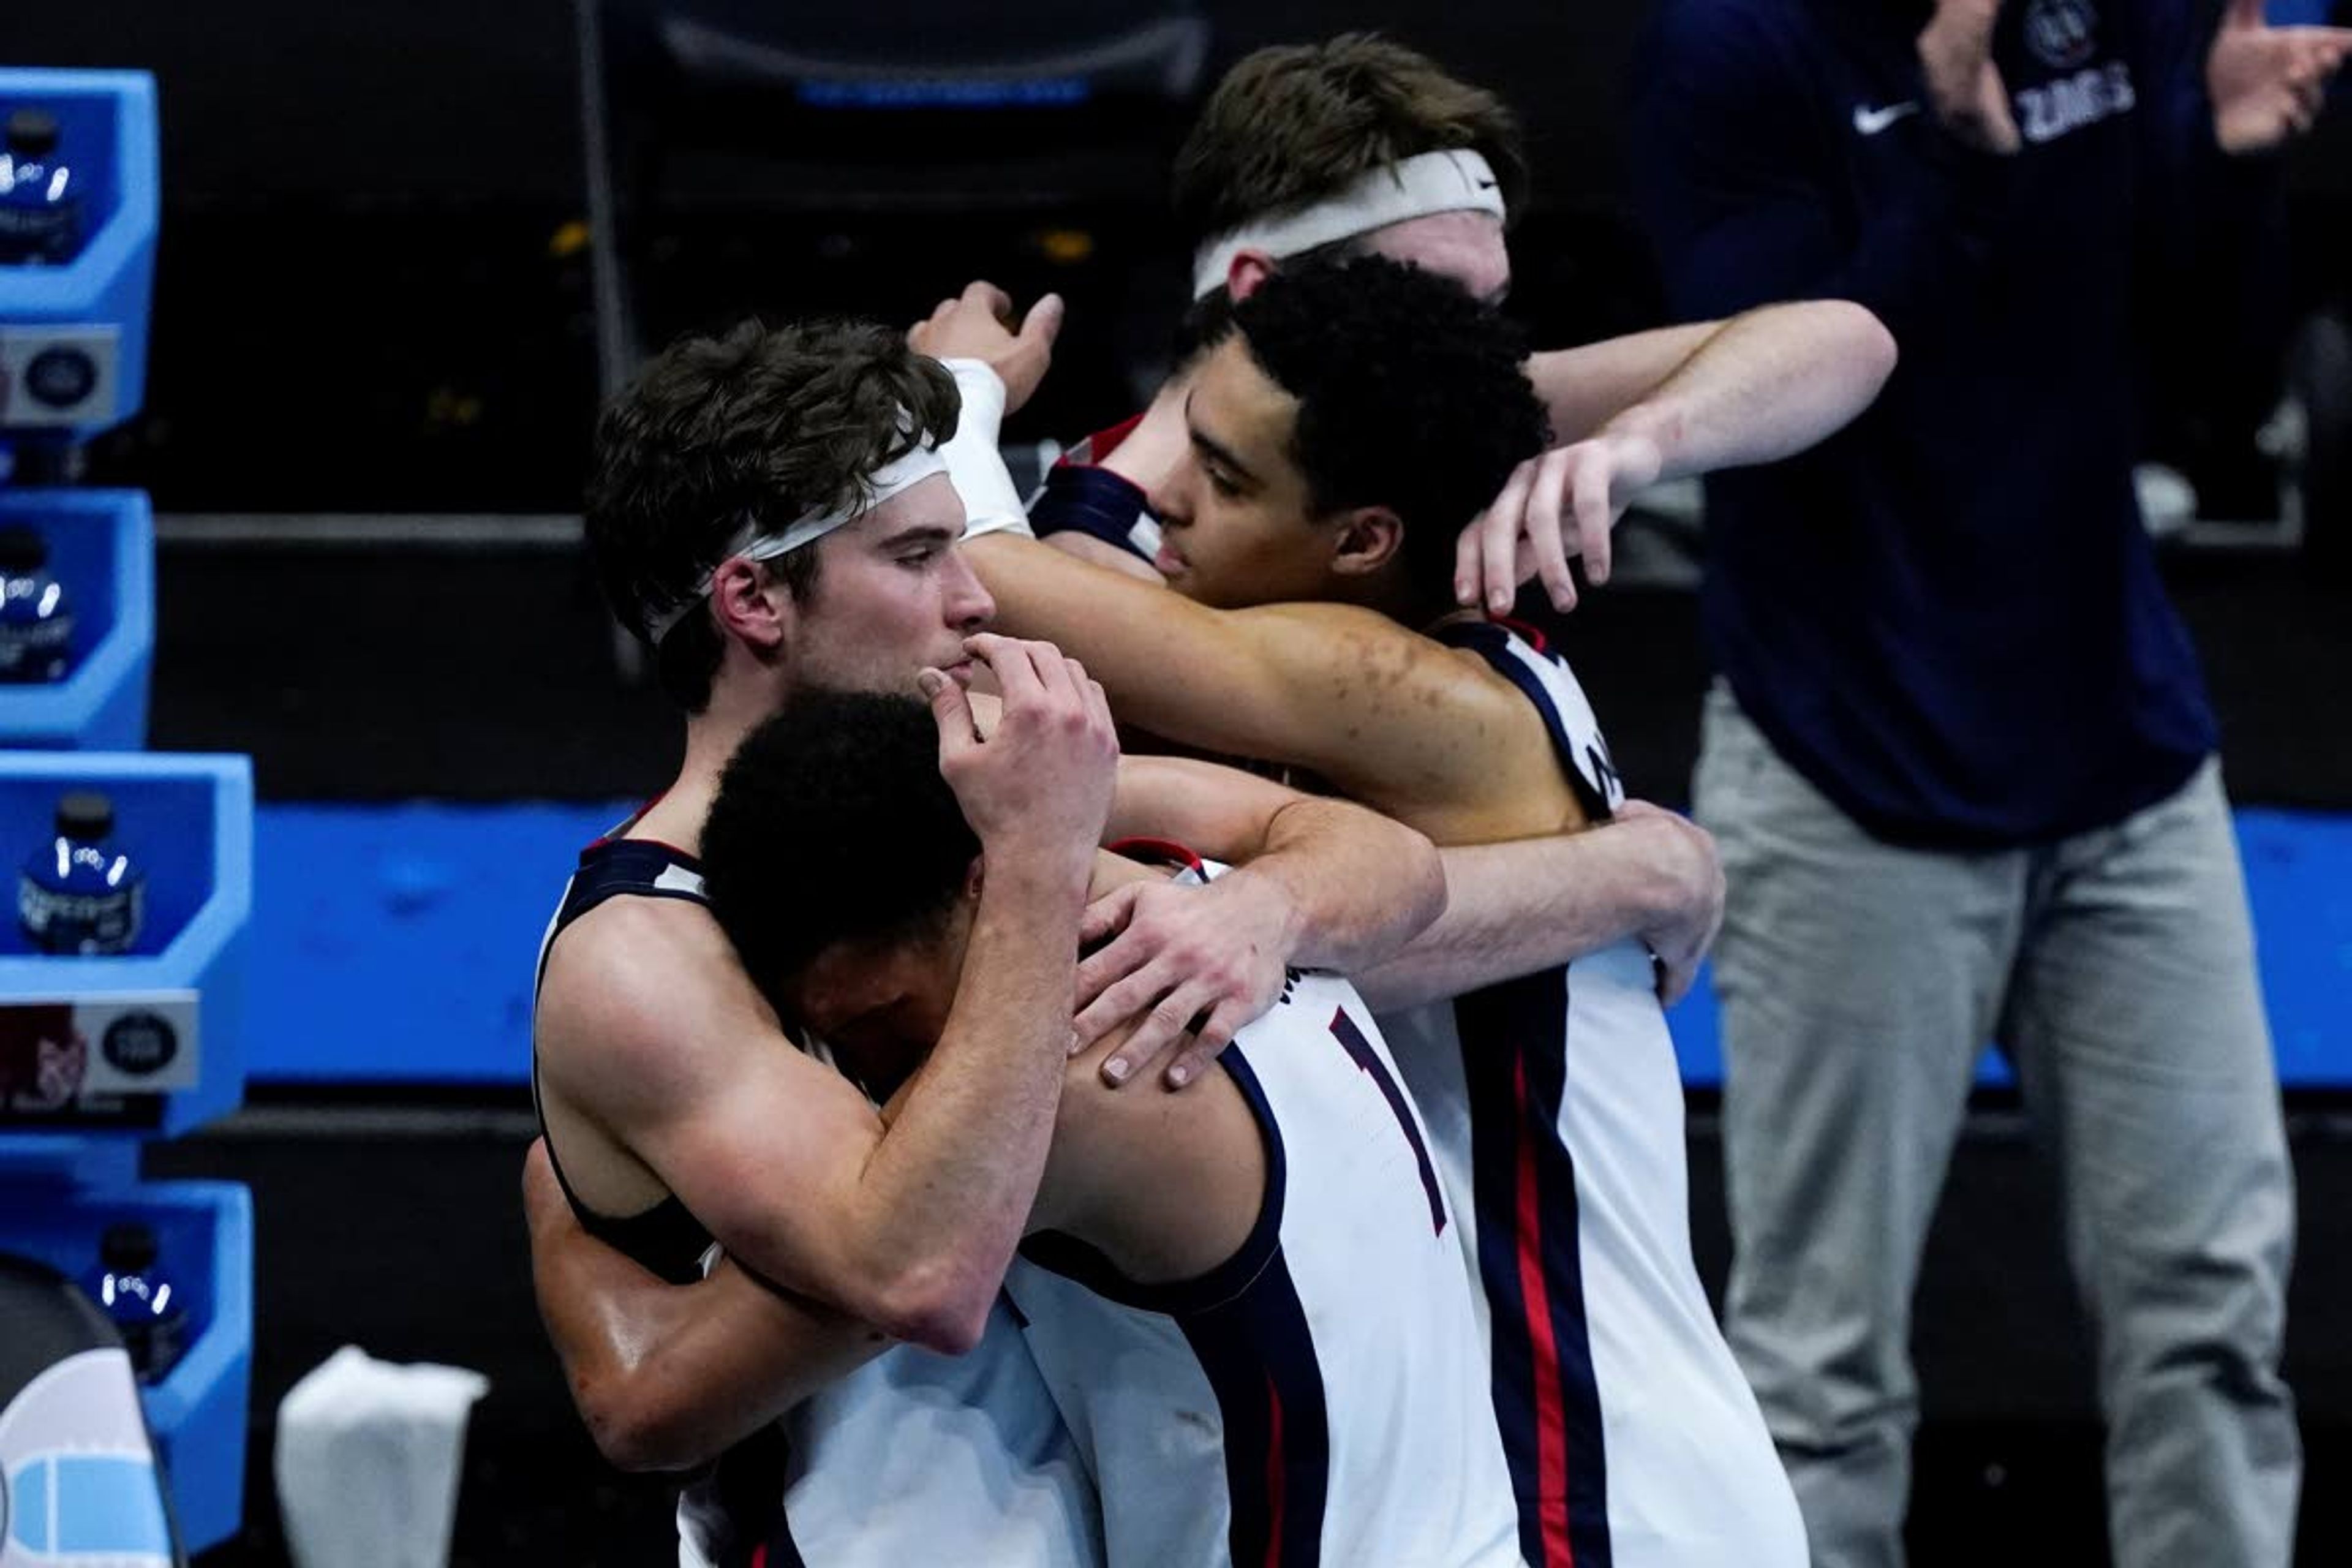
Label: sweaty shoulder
xmin=537 ymin=894 xmax=780 ymax=1114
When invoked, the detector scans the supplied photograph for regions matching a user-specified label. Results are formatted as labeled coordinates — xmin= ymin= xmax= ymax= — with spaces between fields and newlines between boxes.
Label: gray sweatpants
xmin=1694 ymin=684 xmax=2299 ymax=1568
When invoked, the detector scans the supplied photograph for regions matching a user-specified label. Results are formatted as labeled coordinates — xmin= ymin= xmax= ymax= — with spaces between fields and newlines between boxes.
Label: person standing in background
xmin=1627 ymin=1 xmax=2348 ymax=1564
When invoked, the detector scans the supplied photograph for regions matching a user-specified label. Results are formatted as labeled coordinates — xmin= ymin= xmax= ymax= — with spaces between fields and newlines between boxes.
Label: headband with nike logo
xmin=1190 ymin=149 xmax=1507 ymax=300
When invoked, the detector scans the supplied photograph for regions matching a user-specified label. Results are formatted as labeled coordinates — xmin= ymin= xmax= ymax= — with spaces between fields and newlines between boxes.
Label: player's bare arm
xmin=535 ymin=636 xmax=1114 ymax=1355
xmin=1084 ymin=753 xmax=1444 ymax=1086
xmin=970 ymin=532 xmax=1567 ymax=842
xmin=1468 ymin=299 xmax=1898 ymax=611
xmin=1358 ymin=802 xmax=1726 ymax=1012
xmin=522 ymin=1140 xmax=881 ymax=1473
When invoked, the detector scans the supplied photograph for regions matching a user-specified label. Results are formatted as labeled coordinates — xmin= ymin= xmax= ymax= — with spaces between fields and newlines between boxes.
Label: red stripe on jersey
xmin=1105 ymin=836 xmax=1208 ymax=877
xmin=1490 ymin=614 xmax=1551 ymax=655
xmin=1264 ymin=1369 xmax=1289 ymax=1568
xmin=1058 ymin=412 xmax=1147 ymax=469
xmin=1516 ymin=1049 xmax=1577 ymax=1568
xmin=750 ymin=1545 xmax=768 ymax=1568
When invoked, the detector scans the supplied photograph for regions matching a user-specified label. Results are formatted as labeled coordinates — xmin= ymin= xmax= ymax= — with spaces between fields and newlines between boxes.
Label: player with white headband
xmin=1186 ymin=145 xmax=1509 ymax=302
xmin=978 ymin=32 xmax=1894 ymax=616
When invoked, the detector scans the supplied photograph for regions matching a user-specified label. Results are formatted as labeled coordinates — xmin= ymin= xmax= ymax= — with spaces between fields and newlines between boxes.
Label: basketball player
xmin=961 ymin=255 xmax=1815 ymax=1568
xmin=530 ymin=315 xmax=1449 ymax=1566
xmin=699 ymin=689 xmax=1521 ymax=1567
xmin=993 ymin=33 xmax=1898 ymax=616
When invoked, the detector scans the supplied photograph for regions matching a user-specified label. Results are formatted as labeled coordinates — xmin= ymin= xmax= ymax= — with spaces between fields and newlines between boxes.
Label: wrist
xmin=980 ymin=840 xmax=1097 ymax=904
xmin=1222 ymin=867 xmax=1308 ymax=967
xmin=1594 ymin=407 xmax=1676 ymax=488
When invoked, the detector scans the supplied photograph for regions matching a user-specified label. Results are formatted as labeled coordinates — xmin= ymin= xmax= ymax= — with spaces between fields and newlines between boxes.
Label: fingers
xmin=961 ymin=279 xmax=1013 ymax=320
xmin=1072 ymin=953 xmax=1159 ymax=1051
xmin=965 ymin=632 xmax=1046 ymax=707
xmin=1166 ymin=998 xmax=1248 ymax=1088
xmin=1478 ymin=459 xmax=1536 ymax=613
xmin=1099 ymin=986 xmax=1205 ymax=1087
xmin=1657 ymin=952 xmax=1702 ymax=1008
xmin=1078 ymin=882 xmax=1142 ymax=950
xmin=1525 ymin=448 xmax=1580 ymax=609
xmin=1079 ymin=665 xmax=1115 ymax=741
xmin=918 ymin=666 xmax=981 ymax=755
xmin=1455 ymin=508 xmax=1490 ymax=610
xmin=1020 ymin=293 xmax=1066 ymax=348
xmin=1571 ymin=458 xmax=1617 ymax=589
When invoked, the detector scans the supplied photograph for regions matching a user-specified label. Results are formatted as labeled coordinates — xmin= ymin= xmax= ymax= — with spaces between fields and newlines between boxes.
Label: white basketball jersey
xmin=1374 ymin=619 xmax=1806 ymax=1568
xmin=1006 ymin=953 xmax=1523 ymax=1568
xmin=732 ymin=1302 xmax=1104 ymax=1568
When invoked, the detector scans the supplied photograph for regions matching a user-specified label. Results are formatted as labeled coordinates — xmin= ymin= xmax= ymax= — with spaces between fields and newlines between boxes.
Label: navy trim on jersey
xmin=532 ymin=835 xmax=720 ymax=1284
xmin=1175 ymin=1248 xmax=1333 ymax=1568
xmin=1019 ymin=1041 xmax=1330 ymax=1561
xmin=535 ymin=833 xmax=797 ymax=1568
xmin=1020 ymin=1042 xmax=1286 ymax=1315
xmin=1458 ymin=967 xmax=1612 ymax=1568
xmin=1437 ymin=619 xmax=1616 ymax=825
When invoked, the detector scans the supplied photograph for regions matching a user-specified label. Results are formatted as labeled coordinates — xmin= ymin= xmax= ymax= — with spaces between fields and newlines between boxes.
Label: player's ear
xmin=962 ymin=856 xmax=986 ymax=905
xmin=1226 ymin=249 xmax=1279 ymax=301
xmin=710 ymin=556 xmax=790 ymax=655
xmin=1328 ymin=505 xmax=1406 ymax=579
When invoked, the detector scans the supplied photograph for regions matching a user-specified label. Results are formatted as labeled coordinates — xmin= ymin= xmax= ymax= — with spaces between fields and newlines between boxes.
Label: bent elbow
xmin=1842 ymin=301 xmax=1899 ymax=390
xmin=1395 ymin=831 xmax=1448 ymax=939
xmin=578 ymin=1378 xmax=708 ymax=1475
xmin=869 ymin=1260 xmax=996 ymax=1357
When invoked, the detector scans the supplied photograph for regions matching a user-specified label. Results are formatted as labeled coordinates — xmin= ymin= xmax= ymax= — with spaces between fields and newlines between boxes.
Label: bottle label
xmin=0 ymin=610 xmax=73 ymax=678
xmin=18 ymin=875 xmax=141 ymax=954
xmin=0 ymin=203 xmax=76 ymax=252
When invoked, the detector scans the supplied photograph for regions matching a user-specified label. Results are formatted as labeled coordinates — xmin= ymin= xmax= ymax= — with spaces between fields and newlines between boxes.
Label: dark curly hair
xmin=586 ymin=318 xmax=962 ymax=712
xmin=1229 ymin=254 xmax=1551 ymax=608
xmin=701 ymin=691 xmax=978 ymax=997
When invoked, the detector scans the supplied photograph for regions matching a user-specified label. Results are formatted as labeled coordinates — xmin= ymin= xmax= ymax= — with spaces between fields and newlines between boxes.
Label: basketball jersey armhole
xmin=532 ymin=837 xmax=720 ymax=1281
xmin=1020 ymin=1045 xmax=1287 ymax=1316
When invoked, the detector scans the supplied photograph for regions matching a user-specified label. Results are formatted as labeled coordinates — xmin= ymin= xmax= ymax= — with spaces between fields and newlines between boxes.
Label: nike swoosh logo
xmin=1853 ymin=100 xmax=1921 ymax=136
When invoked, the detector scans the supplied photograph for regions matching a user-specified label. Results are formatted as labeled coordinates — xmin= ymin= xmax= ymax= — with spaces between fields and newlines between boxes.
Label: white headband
xmin=646 ymin=443 xmax=948 ymax=645
xmin=1190 ymin=148 xmax=1507 ymax=300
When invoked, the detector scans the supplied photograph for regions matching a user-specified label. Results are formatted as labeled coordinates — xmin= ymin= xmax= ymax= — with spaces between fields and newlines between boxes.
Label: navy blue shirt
xmin=1629 ymin=0 xmax=2226 ymax=848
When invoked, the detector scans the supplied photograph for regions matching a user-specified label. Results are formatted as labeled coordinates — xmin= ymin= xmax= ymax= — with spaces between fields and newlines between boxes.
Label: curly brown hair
xmin=1171 ymin=34 xmax=1529 ymax=255
xmin=586 ymin=318 xmax=961 ymax=711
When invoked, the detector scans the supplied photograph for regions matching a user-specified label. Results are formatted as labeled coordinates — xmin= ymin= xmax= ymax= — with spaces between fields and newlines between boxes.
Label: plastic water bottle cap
xmin=100 ymin=1221 xmax=159 ymax=1273
xmin=0 ymin=525 xmax=47 ymax=572
xmin=4 ymin=109 xmax=59 ymax=160
xmin=56 ymin=791 xmax=115 ymax=842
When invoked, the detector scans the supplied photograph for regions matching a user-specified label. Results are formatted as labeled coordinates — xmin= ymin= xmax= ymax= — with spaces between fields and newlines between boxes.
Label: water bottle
xmin=0 ymin=108 xmax=83 ymax=266
xmin=0 ymin=525 xmax=74 ymax=682
xmin=19 ymin=791 xmax=143 ymax=955
xmin=84 ymin=1222 xmax=187 ymax=1382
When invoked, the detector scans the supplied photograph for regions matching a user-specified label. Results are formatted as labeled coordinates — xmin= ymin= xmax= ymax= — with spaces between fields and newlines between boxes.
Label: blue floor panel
xmin=244 ymin=802 xmax=2352 ymax=1089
